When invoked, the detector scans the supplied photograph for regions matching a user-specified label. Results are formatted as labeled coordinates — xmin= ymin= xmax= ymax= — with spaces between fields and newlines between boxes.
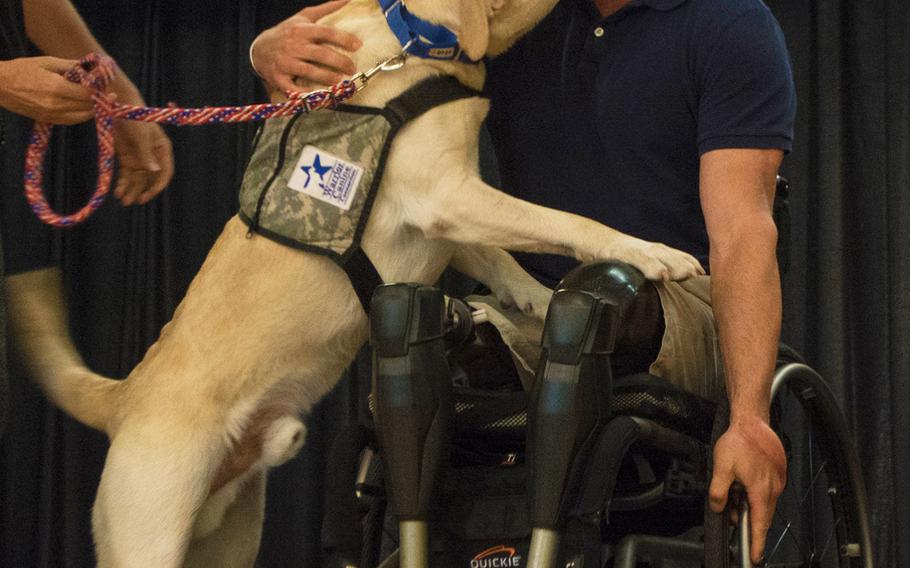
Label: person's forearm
xmin=22 ymin=0 xmax=99 ymax=59
xmin=22 ymin=0 xmax=143 ymax=103
xmin=711 ymin=221 xmax=781 ymax=423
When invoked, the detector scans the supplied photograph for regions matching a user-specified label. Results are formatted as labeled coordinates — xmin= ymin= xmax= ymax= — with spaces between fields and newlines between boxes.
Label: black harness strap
xmin=346 ymin=247 xmax=385 ymax=313
xmin=381 ymin=75 xmax=479 ymax=125
xmin=341 ymin=75 xmax=480 ymax=315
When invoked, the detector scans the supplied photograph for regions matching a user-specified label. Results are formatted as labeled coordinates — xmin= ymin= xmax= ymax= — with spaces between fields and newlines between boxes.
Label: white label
xmin=287 ymin=145 xmax=365 ymax=211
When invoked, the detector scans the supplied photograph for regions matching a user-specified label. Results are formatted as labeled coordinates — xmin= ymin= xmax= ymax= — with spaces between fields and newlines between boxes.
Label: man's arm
xmin=19 ymin=0 xmax=174 ymax=205
xmin=22 ymin=0 xmax=132 ymax=97
xmin=701 ymin=148 xmax=787 ymax=565
xmin=250 ymin=0 xmax=360 ymax=97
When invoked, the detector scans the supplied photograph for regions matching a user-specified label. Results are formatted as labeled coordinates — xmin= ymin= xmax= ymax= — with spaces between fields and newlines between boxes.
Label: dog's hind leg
xmin=183 ymin=472 xmax=266 ymax=568
xmin=92 ymin=423 xmax=223 ymax=568
xmin=191 ymin=415 xmax=304 ymax=541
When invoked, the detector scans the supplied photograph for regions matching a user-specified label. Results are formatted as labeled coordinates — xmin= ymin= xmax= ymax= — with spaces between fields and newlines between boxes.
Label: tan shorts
xmin=467 ymin=275 xmax=724 ymax=399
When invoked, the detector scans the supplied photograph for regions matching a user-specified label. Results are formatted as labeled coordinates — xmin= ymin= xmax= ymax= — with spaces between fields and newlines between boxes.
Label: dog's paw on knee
xmin=261 ymin=416 xmax=306 ymax=467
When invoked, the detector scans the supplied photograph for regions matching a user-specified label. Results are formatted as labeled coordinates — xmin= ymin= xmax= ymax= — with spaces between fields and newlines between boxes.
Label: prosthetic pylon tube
xmin=526 ymin=261 xmax=647 ymax=568
xmin=370 ymin=283 xmax=452 ymax=568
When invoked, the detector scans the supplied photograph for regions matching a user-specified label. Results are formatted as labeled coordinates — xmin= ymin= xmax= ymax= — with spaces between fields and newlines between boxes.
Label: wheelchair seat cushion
xmin=444 ymin=372 xmax=717 ymax=453
xmin=611 ymin=373 xmax=717 ymax=442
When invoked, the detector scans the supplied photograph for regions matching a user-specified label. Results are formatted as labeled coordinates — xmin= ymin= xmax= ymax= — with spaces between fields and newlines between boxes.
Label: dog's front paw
xmin=605 ymin=237 xmax=705 ymax=282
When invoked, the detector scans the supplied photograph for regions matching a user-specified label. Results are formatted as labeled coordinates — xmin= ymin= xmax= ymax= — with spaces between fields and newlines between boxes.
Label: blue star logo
xmin=301 ymin=154 xmax=332 ymax=188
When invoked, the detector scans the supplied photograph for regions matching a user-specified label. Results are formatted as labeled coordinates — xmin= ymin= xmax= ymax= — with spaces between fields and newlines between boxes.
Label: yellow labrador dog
xmin=6 ymin=0 xmax=703 ymax=566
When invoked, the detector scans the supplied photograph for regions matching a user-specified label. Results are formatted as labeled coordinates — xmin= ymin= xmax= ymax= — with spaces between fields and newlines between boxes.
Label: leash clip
xmin=352 ymin=46 xmax=410 ymax=91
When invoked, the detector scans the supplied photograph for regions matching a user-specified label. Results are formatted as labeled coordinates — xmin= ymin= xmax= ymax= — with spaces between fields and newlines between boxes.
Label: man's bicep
xmin=699 ymin=148 xmax=783 ymax=247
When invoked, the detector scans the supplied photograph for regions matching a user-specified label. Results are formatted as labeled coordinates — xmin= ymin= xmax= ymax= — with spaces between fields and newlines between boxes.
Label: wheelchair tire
xmin=728 ymin=363 xmax=874 ymax=568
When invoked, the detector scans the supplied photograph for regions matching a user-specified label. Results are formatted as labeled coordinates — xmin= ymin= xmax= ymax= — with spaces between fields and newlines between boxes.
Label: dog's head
xmin=405 ymin=0 xmax=559 ymax=61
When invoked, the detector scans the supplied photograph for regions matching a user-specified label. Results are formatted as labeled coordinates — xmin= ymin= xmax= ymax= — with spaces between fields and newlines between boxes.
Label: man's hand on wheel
xmin=709 ymin=415 xmax=787 ymax=565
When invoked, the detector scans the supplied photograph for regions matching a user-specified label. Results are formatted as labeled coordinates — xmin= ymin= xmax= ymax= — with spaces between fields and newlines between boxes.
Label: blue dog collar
xmin=379 ymin=0 xmax=482 ymax=64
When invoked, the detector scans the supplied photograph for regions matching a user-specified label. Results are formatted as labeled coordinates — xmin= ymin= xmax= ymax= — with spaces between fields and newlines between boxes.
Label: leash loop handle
xmin=24 ymin=54 xmax=117 ymax=227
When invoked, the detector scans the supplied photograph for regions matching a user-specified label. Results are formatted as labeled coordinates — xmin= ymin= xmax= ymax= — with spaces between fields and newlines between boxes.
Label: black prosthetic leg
xmin=370 ymin=283 xmax=453 ymax=568
xmin=526 ymin=261 xmax=648 ymax=568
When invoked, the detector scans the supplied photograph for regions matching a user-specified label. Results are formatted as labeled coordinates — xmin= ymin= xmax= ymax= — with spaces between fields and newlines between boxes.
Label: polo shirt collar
xmin=577 ymin=0 xmax=687 ymax=14
xmin=632 ymin=0 xmax=687 ymax=11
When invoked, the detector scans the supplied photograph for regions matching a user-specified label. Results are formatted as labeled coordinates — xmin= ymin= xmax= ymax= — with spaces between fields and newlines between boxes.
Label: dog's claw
xmin=605 ymin=238 xmax=704 ymax=283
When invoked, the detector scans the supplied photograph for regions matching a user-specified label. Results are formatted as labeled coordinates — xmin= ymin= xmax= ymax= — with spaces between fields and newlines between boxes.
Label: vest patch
xmin=238 ymin=108 xmax=392 ymax=259
xmin=288 ymin=145 xmax=365 ymax=211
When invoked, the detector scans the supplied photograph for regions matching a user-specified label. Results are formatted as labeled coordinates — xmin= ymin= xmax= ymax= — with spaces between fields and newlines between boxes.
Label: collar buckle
xmin=379 ymin=0 xmax=481 ymax=64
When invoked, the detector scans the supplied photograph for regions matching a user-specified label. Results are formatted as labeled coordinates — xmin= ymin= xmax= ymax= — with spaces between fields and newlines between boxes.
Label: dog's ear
xmin=407 ymin=0 xmax=491 ymax=60
xmin=454 ymin=0 xmax=491 ymax=61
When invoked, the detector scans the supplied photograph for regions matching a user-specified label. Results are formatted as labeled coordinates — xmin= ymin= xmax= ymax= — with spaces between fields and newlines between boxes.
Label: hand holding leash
xmin=0 ymin=56 xmax=95 ymax=124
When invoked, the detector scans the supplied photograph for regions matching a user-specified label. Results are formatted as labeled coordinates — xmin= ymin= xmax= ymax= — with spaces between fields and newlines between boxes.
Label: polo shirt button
xmin=594 ymin=26 xmax=605 ymax=38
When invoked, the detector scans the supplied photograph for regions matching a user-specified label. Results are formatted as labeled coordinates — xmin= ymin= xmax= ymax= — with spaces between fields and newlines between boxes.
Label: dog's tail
xmin=5 ymin=268 xmax=121 ymax=433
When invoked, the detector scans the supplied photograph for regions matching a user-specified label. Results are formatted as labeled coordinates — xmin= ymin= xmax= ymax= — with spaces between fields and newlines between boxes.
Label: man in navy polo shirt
xmin=484 ymin=0 xmax=795 ymax=562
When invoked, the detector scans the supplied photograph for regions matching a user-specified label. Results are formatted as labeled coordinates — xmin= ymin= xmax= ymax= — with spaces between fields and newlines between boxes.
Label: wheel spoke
xmin=798 ymin=460 xmax=829 ymax=508
xmin=808 ymin=427 xmax=817 ymax=558
xmin=816 ymin=515 xmax=844 ymax=563
xmin=769 ymin=505 xmax=810 ymax=562
xmin=766 ymin=516 xmax=794 ymax=561
xmin=765 ymin=427 xmax=819 ymax=563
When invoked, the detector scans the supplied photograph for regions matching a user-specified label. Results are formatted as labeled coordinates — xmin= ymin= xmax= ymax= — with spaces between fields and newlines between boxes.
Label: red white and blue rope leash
xmin=24 ymin=51 xmax=406 ymax=227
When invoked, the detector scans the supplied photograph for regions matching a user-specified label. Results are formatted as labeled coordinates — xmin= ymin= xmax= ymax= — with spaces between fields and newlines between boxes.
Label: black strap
xmin=382 ymin=75 xmax=481 ymax=126
xmin=568 ymin=416 xmax=643 ymax=520
xmin=345 ymin=247 xmax=385 ymax=315
xmin=342 ymin=76 xmax=482 ymax=314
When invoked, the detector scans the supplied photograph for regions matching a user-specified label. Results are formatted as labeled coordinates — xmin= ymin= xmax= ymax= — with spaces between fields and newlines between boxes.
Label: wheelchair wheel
xmin=729 ymin=363 xmax=873 ymax=568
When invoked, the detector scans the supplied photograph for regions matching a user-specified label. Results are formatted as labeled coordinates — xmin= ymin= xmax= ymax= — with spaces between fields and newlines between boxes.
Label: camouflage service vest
xmin=238 ymin=76 xmax=479 ymax=310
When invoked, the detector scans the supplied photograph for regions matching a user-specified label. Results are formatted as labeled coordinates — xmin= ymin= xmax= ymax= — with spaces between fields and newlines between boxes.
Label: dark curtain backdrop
xmin=0 ymin=0 xmax=907 ymax=566
xmin=772 ymin=2 xmax=910 ymax=566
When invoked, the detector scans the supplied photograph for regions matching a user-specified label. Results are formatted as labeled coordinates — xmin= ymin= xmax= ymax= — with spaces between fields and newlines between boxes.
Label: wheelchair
xmin=321 ymin=191 xmax=873 ymax=568
xmin=320 ymin=268 xmax=873 ymax=568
